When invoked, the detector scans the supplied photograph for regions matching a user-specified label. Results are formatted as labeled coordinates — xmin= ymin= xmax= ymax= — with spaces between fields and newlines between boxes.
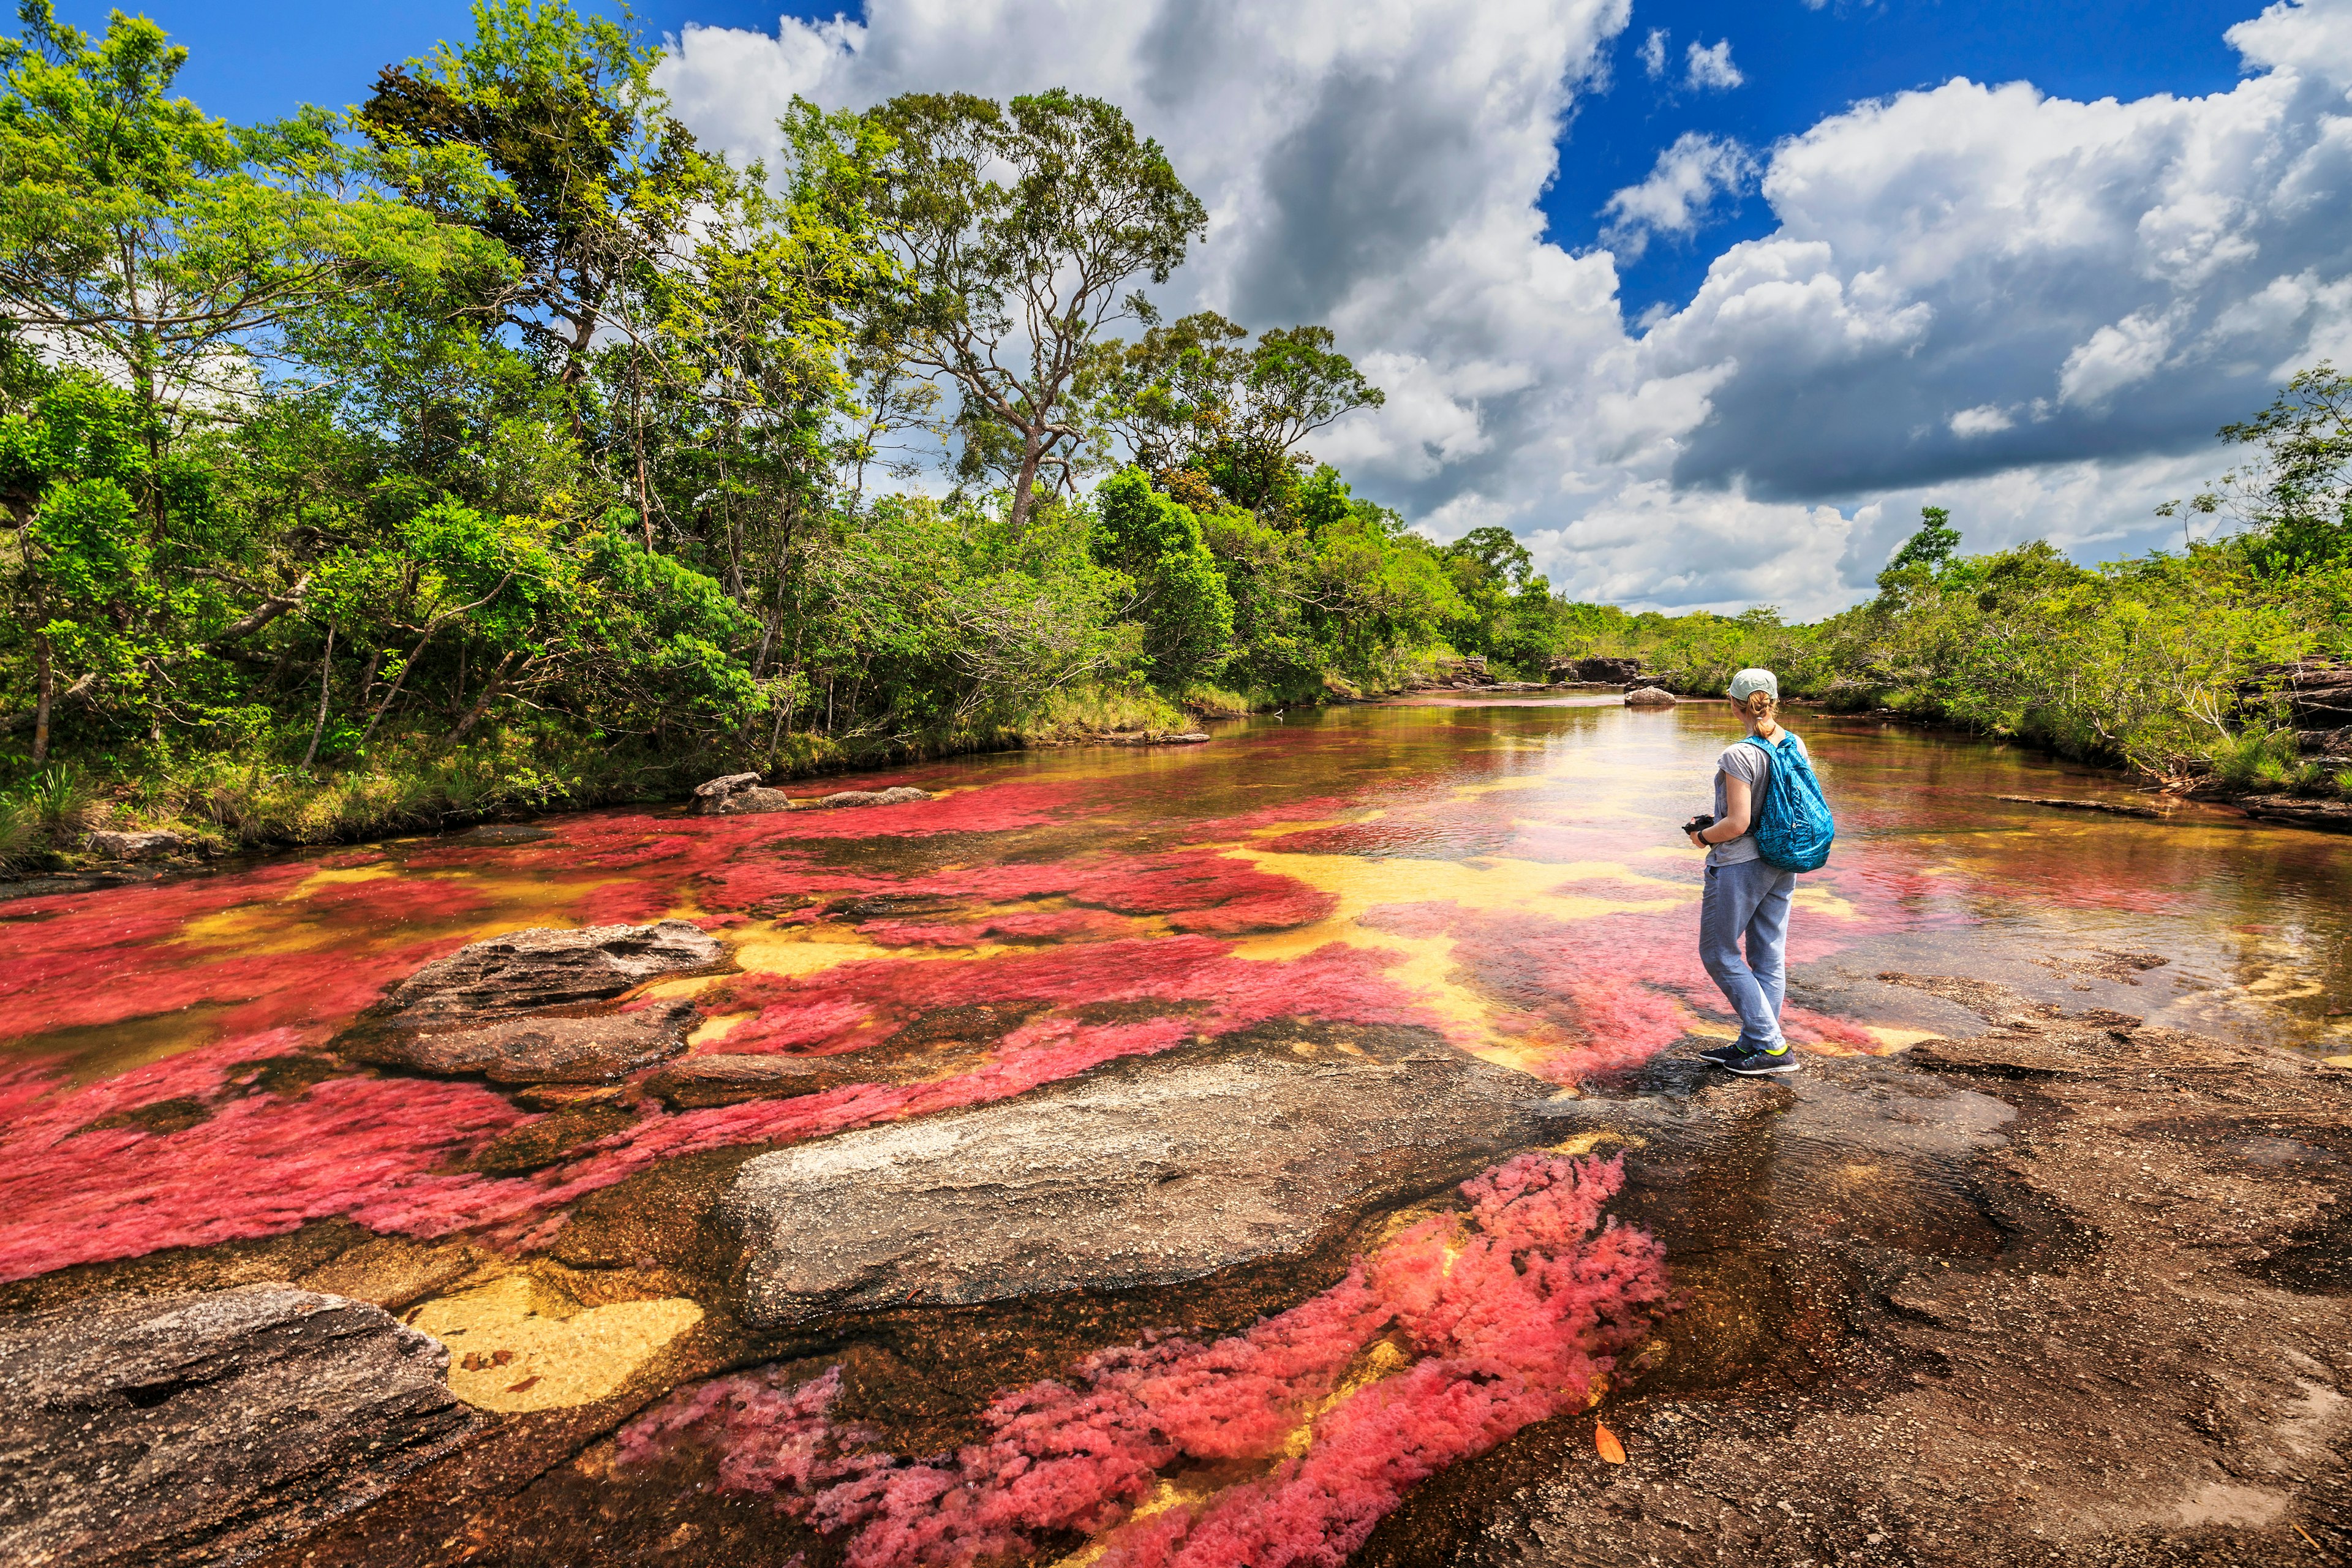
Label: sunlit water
xmin=4 ymin=696 xmax=2346 ymax=1563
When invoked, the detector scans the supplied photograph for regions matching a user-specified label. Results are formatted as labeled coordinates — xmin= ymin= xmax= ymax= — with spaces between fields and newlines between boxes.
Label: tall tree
xmin=1084 ymin=310 xmax=1384 ymax=512
xmin=0 ymin=0 xmax=480 ymax=439
xmin=866 ymin=89 xmax=1206 ymax=531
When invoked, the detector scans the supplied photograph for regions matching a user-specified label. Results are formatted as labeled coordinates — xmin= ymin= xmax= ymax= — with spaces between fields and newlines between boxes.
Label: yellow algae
xmin=1047 ymin=1476 xmax=1228 ymax=1568
xmin=295 ymin=864 xmax=401 ymax=889
xmin=1684 ymin=1020 xmax=1739 ymax=1039
xmin=2325 ymin=1054 xmax=2352 ymax=1068
xmin=1232 ymin=847 xmax=1687 ymax=929
xmin=413 ymin=1274 xmax=703 ymax=1414
xmin=1547 ymin=1130 xmax=1645 ymax=1158
xmin=1281 ymin=1339 xmax=1412 ymax=1458
xmin=687 ymin=1011 xmax=753 ymax=1048
xmin=1863 ymin=1025 xmax=1942 ymax=1052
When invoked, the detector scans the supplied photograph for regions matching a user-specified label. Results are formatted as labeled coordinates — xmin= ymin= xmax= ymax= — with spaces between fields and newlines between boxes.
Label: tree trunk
xmin=1008 ymin=432 xmax=1047 ymax=532
xmin=31 ymin=632 xmax=54 ymax=765
xmin=301 ymin=625 xmax=335 ymax=771
xmin=448 ymin=650 xmax=521 ymax=744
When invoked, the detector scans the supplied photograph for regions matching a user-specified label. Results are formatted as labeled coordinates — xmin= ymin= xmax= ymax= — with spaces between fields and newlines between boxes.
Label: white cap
xmin=1728 ymin=668 xmax=1779 ymax=703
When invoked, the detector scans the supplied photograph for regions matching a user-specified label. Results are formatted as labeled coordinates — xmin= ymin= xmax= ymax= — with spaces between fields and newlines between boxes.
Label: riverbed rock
xmin=379 ymin=920 xmax=722 ymax=1021
xmin=84 ymin=828 xmax=186 ymax=861
xmin=0 ymin=1284 xmax=478 ymax=1568
xmin=721 ymin=1044 xmax=1547 ymax=1327
xmin=688 ymin=773 xmax=795 ymax=816
xmin=643 ymin=1052 xmax=867 ymax=1109
xmin=1551 ymin=655 xmax=1645 ymax=684
xmin=1624 ymin=685 xmax=1678 ymax=707
xmin=344 ymin=1000 xmax=699 ymax=1084
xmin=2236 ymin=794 xmax=2352 ymax=833
xmin=808 ymin=786 xmax=935 ymax=809
xmin=1095 ymin=731 xmax=1211 ymax=746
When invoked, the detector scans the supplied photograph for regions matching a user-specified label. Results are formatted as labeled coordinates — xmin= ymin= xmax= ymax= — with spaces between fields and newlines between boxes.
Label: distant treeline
xmin=1 ymin=0 xmax=2346 ymax=858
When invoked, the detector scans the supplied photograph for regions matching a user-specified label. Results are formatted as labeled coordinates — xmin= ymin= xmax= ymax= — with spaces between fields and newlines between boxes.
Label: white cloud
xmin=654 ymin=0 xmax=2352 ymax=619
xmin=1600 ymin=132 xmax=1758 ymax=260
xmin=1637 ymin=26 xmax=1667 ymax=79
xmin=1684 ymin=38 xmax=1744 ymax=91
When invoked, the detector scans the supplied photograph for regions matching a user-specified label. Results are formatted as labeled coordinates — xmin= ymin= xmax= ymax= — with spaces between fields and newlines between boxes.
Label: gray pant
xmin=1700 ymin=858 xmax=1798 ymax=1051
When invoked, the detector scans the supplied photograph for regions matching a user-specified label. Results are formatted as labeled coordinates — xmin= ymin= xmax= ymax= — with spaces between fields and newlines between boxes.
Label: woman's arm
xmin=1687 ymin=774 xmax=1752 ymax=848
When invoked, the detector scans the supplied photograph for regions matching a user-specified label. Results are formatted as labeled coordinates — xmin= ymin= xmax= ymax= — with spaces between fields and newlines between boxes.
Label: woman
xmin=1686 ymin=668 xmax=1804 ymax=1075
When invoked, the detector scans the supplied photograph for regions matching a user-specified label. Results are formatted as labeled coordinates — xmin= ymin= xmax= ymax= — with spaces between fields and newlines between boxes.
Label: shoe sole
xmin=1726 ymin=1056 xmax=1799 ymax=1075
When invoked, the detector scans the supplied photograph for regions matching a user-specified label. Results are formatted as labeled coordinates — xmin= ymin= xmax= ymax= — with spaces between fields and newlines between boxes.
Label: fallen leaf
xmin=1594 ymin=1421 xmax=1626 ymax=1464
xmin=505 ymin=1375 xmax=540 ymax=1394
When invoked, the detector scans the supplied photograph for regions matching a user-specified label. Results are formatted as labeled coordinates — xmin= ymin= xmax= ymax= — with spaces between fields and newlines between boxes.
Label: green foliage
xmin=1091 ymin=469 xmax=1234 ymax=685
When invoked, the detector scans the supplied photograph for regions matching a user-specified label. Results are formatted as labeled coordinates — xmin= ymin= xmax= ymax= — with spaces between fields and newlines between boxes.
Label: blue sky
xmin=37 ymin=0 xmax=2352 ymax=614
xmin=66 ymin=0 xmax=2264 ymax=322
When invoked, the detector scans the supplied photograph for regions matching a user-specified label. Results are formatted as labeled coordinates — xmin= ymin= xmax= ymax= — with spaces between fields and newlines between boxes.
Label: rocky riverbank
xmin=3 ymin=911 xmax=2343 ymax=1566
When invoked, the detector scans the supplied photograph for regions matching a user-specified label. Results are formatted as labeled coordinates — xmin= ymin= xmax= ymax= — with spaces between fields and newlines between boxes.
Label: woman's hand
xmin=1686 ymin=827 xmax=1708 ymax=850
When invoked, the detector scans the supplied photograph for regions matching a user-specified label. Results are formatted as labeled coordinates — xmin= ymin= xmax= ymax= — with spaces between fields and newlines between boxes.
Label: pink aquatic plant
xmin=619 ymin=1153 xmax=1673 ymax=1568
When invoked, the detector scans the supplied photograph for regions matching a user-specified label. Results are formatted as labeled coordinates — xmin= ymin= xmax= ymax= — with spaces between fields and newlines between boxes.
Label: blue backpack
xmin=1743 ymin=731 xmax=1836 ymax=872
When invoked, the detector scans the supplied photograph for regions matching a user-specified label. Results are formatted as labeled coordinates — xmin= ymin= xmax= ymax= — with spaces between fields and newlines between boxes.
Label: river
xmin=4 ymin=695 xmax=2346 ymax=1566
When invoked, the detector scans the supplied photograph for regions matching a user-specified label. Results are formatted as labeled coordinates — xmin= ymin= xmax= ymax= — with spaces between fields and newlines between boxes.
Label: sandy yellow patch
xmin=2324 ymin=1054 xmax=2352 ymax=1068
xmin=687 ymin=1010 xmax=753 ymax=1049
xmin=413 ymin=1275 xmax=703 ymax=1413
xmin=1547 ymin=1129 xmax=1645 ymax=1157
xmin=1863 ymin=1025 xmax=1943 ymax=1052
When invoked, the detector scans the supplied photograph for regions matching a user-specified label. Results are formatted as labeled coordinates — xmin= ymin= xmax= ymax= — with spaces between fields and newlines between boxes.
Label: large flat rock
xmin=0 ymin=1284 xmax=480 ymax=1568
xmin=343 ymin=1000 xmax=699 ymax=1084
xmin=382 ymin=920 xmax=722 ymax=1020
xmin=721 ymin=1044 xmax=1550 ymax=1327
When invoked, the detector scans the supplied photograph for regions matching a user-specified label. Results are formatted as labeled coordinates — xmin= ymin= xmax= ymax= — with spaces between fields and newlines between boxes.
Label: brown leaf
xmin=505 ymin=1375 xmax=540 ymax=1393
xmin=1594 ymin=1421 xmax=1626 ymax=1464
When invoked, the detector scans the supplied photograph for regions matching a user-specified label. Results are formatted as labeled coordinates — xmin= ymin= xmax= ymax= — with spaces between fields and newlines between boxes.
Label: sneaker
xmin=1724 ymin=1044 xmax=1799 ymax=1076
xmin=1697 ymin=1042 xmax=1748 ymax=1068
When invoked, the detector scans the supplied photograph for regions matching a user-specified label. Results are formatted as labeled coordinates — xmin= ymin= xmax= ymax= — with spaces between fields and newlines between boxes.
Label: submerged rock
xmin=0 ymin=1284 xmax=478 ymax=1568
xmin=808 ymin=786 xmax=935 ymax=809
xmin=2236 ymin=794 xmax=2352 ymax=833
xmin=722 ymin=1044 xmax=1547 ymax=1327
xmin=643 ymin=1052 xmax=867 ymax=1109
xmin=84 ymin=828 xmax=186 ymax=861
xmin=1623 ymin=686 xmax=1678 ymax=707
xmin=379 ymin=920 xmax=722 ymax=1021
xmin=344 ymin=1000 xmax=699 ymax=1084
xmin=688 ymin=772 xmax=795 ymax=816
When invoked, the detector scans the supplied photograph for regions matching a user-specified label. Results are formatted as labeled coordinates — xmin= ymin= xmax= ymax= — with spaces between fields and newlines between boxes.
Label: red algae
xmin=0 ymin=1031 xmax=532 ymax=1280
xmin=618 ymin=1153 xmax=1673 ymax=1568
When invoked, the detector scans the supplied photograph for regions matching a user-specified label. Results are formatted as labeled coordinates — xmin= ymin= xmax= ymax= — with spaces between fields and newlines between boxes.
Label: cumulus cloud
xmin=1600 ymin=132 xmax=1758 ymax=260
xmin=654 ymin=0 xmax=2352 ymax=617
xmin=1683 ymin=39 xmax=1744 ymax=91
xmin=1637 ymin=27 xmax=1667 ymax=79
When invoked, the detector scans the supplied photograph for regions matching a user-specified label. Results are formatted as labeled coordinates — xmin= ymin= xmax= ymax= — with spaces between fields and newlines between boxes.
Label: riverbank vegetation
xmin=3 ymin=0 xmax=2347 ymax=865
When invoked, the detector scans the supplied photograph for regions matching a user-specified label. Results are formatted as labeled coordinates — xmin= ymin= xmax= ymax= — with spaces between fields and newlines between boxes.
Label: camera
xmin=1681 ymin=813 xmax=1716 ymax=837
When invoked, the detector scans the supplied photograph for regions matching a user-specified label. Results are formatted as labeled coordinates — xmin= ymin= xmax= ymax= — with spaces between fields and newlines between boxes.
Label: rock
xmin=342 ymin=1000 xmax=699 ymax=1084
xmin=0 ymin=1284 xmax=478 ymax=1568
xmin=688 ymin=772 xmax=795 ymax=816
xmin=808 ymin=786 xmax=934 ymax=809
xmin=2236 ymin=794 xmax=2352 ymax=833
xmin=721 ymin=1044 xmax=1547 ymax=1327
xmin=643 ymin=1053 xmax=868 ymax=1109
xmin=1994 ymin=793 xmax=2168 ymax=818
xmin=1551 ymin=655 xmax=1645 ymax=684
xmin=1095 ymin=732 xmax=1210 ymax=746
xmin=379 ymin=921 xmax=722 ymax=1021
xmin=83 ymin=828 xmax=185 ymax=861
xmin=1624 ymin=686 xmax=1678 ymax=707
xmin=2296 ymin=725 xmax=2352 ymax=755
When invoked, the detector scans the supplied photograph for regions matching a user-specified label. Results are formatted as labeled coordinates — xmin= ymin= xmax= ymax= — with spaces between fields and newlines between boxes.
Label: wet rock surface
xmin=641 ymin=1052 xmax=867 ymax=1108
xmin=85 ymin=827 xmax=189 ymax=860
xmin=1361 ymin=984 xmax=2352 ymax=1568
xmin=807 ymin=785 xmax=934 ymax=807
xmin=0 ymin=1284 xmax=479 ymax=1568
xmin=376 ymin=921 xmax=722 ymax=1021
xmin=687 ymin=772 xmax=796 ymax=816
xmin=2236 ymin=793 xmax=2352 ymax=832
xmin=342 ymin=1000 xmax=699 ymax=1084
xmin=722 ymin=1039 xmax=1551 ymax=1326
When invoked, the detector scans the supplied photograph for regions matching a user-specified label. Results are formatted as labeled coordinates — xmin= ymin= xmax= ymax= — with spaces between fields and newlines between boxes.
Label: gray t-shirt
xmin=1709 ymin=731 xmax=1806 ymax=867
